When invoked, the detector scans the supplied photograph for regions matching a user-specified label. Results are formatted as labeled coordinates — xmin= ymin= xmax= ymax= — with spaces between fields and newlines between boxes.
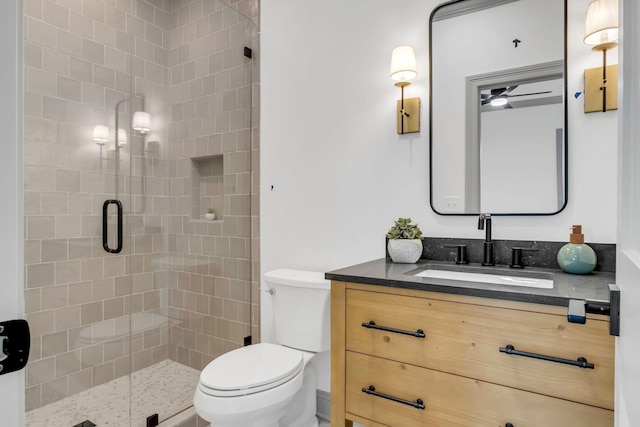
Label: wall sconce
xmin=390 ymin=45 xmax=420 ymax=134
xmin=132 ymin=111 xmax=151 ymax=134
xmin=93 ymin=125 xmax=109 ymax=145
xmin=583 ymin=0 xmax=618 ymax=113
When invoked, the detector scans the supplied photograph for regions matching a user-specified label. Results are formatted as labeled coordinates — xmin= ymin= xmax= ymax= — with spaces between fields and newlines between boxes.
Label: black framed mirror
xmin=429 ymin=0 xmax=567 ymax=215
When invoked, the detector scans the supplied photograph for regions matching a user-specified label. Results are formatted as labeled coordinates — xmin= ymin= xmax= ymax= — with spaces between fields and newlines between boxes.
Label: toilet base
xmin=278 ymin=359 xmax=318 ymax=427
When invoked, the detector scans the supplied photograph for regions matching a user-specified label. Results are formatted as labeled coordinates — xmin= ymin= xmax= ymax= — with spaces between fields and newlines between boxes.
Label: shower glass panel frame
xmin=23 ymin=0 xmax=258 ymax=425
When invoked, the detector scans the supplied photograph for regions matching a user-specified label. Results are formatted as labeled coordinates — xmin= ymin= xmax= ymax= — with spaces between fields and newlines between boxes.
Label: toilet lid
xmin=199 ymin=343 xmax=304 ymax=397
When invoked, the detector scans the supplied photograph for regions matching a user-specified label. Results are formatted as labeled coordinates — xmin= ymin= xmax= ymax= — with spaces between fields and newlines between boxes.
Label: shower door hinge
xmin=244 ymin=47 xmax=252 ymax=58
xmin=146 ymin=413 xmax=159 ymax=427
xmin=244 ymin=335 xmax=252 ymax=346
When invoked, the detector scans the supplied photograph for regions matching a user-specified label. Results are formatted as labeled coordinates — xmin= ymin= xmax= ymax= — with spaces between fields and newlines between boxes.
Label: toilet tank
xmin=264 ymin=269 xmax=331 ymax=352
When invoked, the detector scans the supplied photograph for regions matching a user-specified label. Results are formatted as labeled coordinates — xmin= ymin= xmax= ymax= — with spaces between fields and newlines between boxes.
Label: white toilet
xmin=193 ymin=269 xmax=331 ymax=427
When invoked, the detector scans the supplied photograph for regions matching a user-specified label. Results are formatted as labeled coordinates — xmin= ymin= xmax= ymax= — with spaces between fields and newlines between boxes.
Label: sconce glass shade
xmin=117 ymin=128 xmax=128 ymax=146
xmin=93 ymin=125 xmax=109 ymax=145
xmin=390 ymin=45 xmax=417 ymax=81
xmin=132 ymin=111 xmax=151 ymax=134
xmin=584 ymin=0 xmax=618 ymax=49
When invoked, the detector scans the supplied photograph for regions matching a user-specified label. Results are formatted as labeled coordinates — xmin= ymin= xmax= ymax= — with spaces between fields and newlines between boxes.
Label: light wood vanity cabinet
xmin=331 ymin=281 xmax=615 ymax=427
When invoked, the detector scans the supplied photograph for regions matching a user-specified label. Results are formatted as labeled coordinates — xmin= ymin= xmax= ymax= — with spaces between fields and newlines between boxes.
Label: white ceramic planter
xmin=387 ymin=239 xmax=423 ymax=263
xmin=205 ymin=212 xmax=216 ymax=220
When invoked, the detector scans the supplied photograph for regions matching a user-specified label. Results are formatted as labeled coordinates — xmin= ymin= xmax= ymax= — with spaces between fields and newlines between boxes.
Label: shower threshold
xmin=26 ymin=360 xmax=200 ymax=427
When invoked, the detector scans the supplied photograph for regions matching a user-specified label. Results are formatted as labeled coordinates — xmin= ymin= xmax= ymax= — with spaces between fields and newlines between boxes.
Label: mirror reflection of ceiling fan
xmin=481 ymin=86 xmax=552 ymax=108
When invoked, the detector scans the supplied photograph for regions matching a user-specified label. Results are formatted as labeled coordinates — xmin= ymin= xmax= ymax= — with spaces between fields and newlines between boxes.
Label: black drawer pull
xmin=499 ymin=344 xmax=595 ymax=369
xmin=506 ymin=423 xmax=514 ymax=427
xmin=361 ymin=321 xmax=426 ymax=338
xmin=102 ymin=199 xmax=123 ymax=254
xmin=362 ymin=385 xmax=425 ymax=410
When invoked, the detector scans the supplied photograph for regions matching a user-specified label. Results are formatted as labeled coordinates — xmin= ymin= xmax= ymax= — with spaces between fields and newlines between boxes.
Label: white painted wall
xmin=261 ymin=0 xmax=618 ymax=393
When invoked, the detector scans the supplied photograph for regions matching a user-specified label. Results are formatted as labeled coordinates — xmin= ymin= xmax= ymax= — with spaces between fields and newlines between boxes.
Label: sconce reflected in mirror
xmin=584 ymin=0 xmax=618 ymax=113
xmin=133 ymin=111 xmax=151 ymax=134
xmin=93 ymin=125 xmax=109 ymax=145
xmin=390 ymin=45 xmax=420 ymax=134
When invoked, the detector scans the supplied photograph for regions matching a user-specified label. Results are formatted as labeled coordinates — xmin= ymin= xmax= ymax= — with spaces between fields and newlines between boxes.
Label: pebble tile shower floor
xmin=26 ymin=360 xmax=200 ymax=427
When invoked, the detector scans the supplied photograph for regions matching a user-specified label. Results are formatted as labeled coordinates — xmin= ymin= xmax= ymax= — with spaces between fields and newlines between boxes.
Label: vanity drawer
xmin=346 ymin=352 xmax=613 ymax=427
xmin=346 ymin=289 xmax=614 ymax=409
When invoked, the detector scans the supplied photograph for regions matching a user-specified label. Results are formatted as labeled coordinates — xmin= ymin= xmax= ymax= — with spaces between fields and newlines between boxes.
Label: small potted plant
xmin=205 ymin=208 xmax=216 ymax=220
xmin=386 ymin=217 xmax=424 ymax=263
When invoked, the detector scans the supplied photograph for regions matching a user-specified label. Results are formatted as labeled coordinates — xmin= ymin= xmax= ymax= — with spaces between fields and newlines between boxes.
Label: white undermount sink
xmin=414 ymin=268 xmax=554 ymax=289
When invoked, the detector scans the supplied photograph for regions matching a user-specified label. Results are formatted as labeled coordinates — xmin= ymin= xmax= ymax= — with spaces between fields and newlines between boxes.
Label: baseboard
xmin=317 ymin=390 xmax=330 ymax=421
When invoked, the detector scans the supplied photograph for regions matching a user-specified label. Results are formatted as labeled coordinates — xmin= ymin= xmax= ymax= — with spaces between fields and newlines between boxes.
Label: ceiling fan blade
xmin=506 ymin=90 xmax=553 ymax=98
xmin=503 ymin=85 xmax=519 ymax=95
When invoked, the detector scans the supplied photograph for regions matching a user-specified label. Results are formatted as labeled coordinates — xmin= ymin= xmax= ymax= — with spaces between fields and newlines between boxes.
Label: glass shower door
xmin=22 ymin=0 xmax=141 ymax=425
xmin=23 ymin=0 xmax=257 ymax=425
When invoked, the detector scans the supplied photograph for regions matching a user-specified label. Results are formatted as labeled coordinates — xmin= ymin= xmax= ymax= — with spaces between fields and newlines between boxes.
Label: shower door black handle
xmin=103 ymin=199 xmax=123 ymax=254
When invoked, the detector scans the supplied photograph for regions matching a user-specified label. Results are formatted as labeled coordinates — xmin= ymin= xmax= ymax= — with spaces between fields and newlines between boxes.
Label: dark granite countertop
xmin=326 ymin=258 xmax=616 ymax=308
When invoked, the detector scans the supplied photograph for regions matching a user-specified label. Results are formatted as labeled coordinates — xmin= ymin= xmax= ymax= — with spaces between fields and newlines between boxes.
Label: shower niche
xmin=191 ymin=155 xmax=224 ymax=221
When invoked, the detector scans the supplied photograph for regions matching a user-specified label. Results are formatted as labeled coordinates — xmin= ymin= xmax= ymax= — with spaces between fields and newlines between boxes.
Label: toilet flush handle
xmin=264 ymin=288 xmax=275 ymax=295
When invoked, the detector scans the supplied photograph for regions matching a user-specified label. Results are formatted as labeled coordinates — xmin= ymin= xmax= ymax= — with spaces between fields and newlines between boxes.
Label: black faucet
xmin=478 ymin=214 xmax=495 ymax=266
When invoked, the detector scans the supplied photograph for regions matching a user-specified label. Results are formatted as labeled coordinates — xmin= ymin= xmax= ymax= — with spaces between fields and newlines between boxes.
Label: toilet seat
xmin=198 ymin=343 xmax=304 ymax=397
